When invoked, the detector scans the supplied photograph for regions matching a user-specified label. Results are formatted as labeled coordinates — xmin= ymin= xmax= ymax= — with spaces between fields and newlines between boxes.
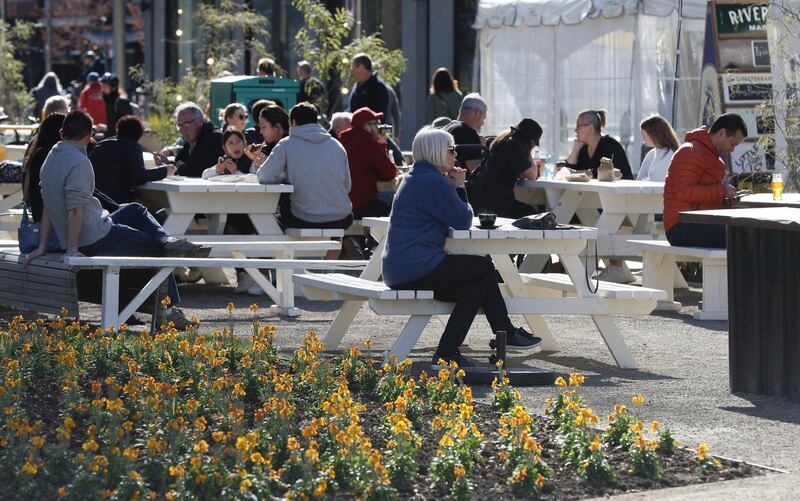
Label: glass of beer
xmin=771 ymin=172 xmax=784 ymax=201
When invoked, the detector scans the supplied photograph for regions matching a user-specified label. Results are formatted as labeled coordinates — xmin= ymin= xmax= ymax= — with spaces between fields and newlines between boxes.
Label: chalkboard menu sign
xmin=722 ymin=73 xmax=772 ymax=104
xmin=716 ymin=3 xmax=768 ymax=36
xmin=752 ymin=40 xmax=770 ymax=66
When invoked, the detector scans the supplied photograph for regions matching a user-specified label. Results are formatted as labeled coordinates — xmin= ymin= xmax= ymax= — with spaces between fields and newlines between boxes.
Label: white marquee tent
xmin=474 ymin=0 xmax=708 ymax=169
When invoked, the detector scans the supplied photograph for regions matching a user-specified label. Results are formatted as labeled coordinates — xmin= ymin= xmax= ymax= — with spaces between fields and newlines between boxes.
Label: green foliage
xmin=292 ymin=0 xmax=407 ymax=114
xmin=130 ymin=1 xmax=275 ymax=148
xmin=656 ymin=428 xmax=678 ymax=456
xmin=0 ymin=21 xmax=35 ymax=122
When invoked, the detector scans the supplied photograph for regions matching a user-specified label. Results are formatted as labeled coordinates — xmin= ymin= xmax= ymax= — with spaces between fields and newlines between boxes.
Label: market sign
xmin=716 ymin=3 xmax=768 ymax=35
xmin=721 ymin=72 xmax=772 ymax=105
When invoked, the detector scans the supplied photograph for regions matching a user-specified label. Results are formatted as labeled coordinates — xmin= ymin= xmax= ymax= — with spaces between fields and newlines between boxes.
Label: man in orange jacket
xmin=663 ymin=113 xmax=747 ymax=248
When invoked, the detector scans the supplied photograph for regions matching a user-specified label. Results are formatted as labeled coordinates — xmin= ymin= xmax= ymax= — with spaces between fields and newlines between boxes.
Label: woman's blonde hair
xmin=640 ymin=115 xmax=680 ymax=151
xmin=577 ymin=109 xmax=607 ymax=133
xmin=412 ymin=126 xmax=454 ymax=167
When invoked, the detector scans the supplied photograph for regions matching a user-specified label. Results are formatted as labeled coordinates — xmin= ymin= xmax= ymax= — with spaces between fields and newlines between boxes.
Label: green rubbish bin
xmin=209 ymin=76 xmax=300 ymax=129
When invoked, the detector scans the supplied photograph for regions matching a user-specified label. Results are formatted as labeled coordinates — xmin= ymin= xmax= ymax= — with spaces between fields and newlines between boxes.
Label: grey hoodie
xmin=257 ymin=123 xmax=352 ymax=223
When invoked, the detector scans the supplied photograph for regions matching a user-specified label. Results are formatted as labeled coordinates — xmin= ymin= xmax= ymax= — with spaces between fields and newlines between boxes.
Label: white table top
xmin=362 ymin=216 xmax=598 ymax=241
xmin=522 ymin=178 xmax=664 ymax=195
xmin=738 ymin=193 xmax=800 ymax=208
xmin=142 ymin=178 xmax=293 ymax=194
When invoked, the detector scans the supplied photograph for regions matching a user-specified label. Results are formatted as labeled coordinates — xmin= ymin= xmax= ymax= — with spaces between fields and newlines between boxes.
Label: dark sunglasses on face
xmin=236 ymin=114 xmax=247 ymax=120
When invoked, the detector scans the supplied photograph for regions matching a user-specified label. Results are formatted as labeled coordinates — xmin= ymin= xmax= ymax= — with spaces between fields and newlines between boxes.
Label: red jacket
xmin=663 ymin=127 xmax=727 ymax=232
xmin=78 ymin=82 xmax=106 ymax=127
xmin=339 ymin=126 xmax=397 ymax=209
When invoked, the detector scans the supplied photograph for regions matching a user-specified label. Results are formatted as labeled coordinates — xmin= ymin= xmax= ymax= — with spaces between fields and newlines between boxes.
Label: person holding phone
xmin=201 ymin=129 xmax=254 ymax=178
xmin=339 ymin=107 xmax=397 ymax=219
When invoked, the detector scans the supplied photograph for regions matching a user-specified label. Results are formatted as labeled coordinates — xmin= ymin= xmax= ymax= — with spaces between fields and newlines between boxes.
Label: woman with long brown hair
xmin=637 ymin=115 xmax=680 ymax=182
xmin=425 ymin=68 xmax=463 ymax=123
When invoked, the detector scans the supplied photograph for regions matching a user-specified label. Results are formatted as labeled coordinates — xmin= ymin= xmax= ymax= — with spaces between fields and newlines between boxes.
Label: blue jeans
xmin=80 ymin=203 xmax=179 ymax=304
xmin=666 ymin=222 xmax=726 ymax=249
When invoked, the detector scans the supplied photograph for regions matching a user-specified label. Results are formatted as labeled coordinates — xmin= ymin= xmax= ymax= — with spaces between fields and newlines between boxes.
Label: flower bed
xmin=0 ymin=310 xmax=764 ymax=500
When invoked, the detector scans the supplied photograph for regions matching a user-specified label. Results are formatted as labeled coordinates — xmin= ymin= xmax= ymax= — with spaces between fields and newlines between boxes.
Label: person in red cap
xmin=77 ymin=72 xmax=106 ymax=127
xmin=339 ymin=107 xmax=397 ymax=218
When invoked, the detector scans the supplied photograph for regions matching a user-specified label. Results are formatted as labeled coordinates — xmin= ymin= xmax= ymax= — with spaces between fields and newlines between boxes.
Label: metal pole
xmin=113 ymin=0 xmax=125 ymax=85
xmin=671 ymin=0 xmax=684 ymax=129
xmin=355 ymin=0 xmax=362 ymax=38
xmin=44 ymin=0 xmax=52 ymax=72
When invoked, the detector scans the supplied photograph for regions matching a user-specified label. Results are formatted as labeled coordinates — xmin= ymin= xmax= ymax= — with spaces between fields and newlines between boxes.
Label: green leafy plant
xmin=0 ymin=20 xmax=35 ymax=122
xmin=130 ymin=0 xmax=275 ymax=148
xmin=292 ymin=0 xmax=406 ymax=116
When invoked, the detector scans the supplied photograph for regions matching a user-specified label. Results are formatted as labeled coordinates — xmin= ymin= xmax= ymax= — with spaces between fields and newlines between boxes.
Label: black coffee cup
xmin=478 ymin=213 xmax=497 ymax=228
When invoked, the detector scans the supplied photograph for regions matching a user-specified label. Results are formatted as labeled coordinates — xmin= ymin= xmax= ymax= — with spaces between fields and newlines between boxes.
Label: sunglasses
xmin=177 ymin=116 xmax=201 ymax=130
xmin=236 ymin=114 xmax=247 ymax=120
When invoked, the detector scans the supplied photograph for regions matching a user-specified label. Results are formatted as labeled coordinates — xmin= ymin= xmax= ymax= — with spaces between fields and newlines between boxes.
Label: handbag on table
xmin=512 ymin=212 xmax=558 ymax=230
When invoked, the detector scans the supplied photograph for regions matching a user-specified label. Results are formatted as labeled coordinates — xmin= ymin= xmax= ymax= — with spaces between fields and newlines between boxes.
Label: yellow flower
xmin=22 ymin=460 xmax=38 ymax=475
xmin=363 ymin=339 xmax=372 ymax=349
xmin=438 ymin=434 xmax=454 ymax=448
xmin=631 ymin=394 xmax=645 ymax=405
xmin=535 ymin=473 xmax=546 ymax=487
xmin=453 ymin=464 xmax=466 ymax=478
xmin=169 ymin=464 xmax=185 ymax=477
xmin=569 ymin=372 xmax=585 ymax=387
xmin=212 ymin=431 xmax=226 ymax=442
xmin=286 ymin=436 xmax=300 ymax=450
xmin=649 ymin=420 xmax=661 ymax=432
xmin=313 ymin=481 xmax=327 ymax=497
xmin=697 ymin=442 xmax=709 ymax=461
xmin=226 ymin=302 xmax=235 ymax=313
xmin=554 ymin=376 xmax=567 ymax=387
xmin=31 ymin=436 xmax=45 ymax=448
xmin=239 ymin=479 xmax=252 ymax=492
xmin=123 ymin=447 xmax=139 ymax=459
xmin=82 ymin=439 xmax=100 ymax=452
xmin=589 ymin=437 xmax=602 ymax=452
xmin=249 ymin=303 xmax=258 ymax=313
xmin=193 ymin=440 xmax=209 ymax=454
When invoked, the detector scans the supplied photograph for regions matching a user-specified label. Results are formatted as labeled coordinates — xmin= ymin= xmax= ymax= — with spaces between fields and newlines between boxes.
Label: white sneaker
xmin=234 ymin=272 xmax=255 ymax=294
xmin=246 ymin=282 xmax=267 ymax=296
xmin=597 ymin=266 xmax=635 ymax=284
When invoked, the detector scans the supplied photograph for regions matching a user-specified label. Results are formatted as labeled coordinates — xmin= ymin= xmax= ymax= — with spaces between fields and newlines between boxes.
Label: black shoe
xmin=431 ymin=349 xmax=477 ymax=370
xmin=164 ymin=238 xmax=212 ymax=258
xmin=506 ymin=327 xmax=542 ymax=351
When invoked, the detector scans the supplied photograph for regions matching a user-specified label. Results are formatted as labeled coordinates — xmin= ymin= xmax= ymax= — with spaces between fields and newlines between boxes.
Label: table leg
xmin=547 ymin=189 xmax=580 ymax=224
xmin=101 ymin=266 xmax=121 ymax=329
xmin=386 ymin=315 xmax=432 ymax=362
xmin=590 ymin=315 xmax=637 ymax=369
xmin=249 ymin=214 xmax=283 ymax=235
xmin=561 ymin=254 xmax=637 ymax=369
xmin=161 ymin=213 xmax=195 ymax=235
xmin=492 ymin=254 xmax=559 ymax=352
xmin=0 ymin=191 xmax=22 ymax=213
xmin=322 ymin=224 xmax=385 ymax=351
xmin=641 ymin=251 xmax=681 ymax=311
xmin=207 ymin=214 xmax=228 ymax=235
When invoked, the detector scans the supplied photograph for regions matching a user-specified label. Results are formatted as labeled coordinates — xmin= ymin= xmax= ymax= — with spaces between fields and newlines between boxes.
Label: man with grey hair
xmin=297 ymin=60 xmax=327 ymax=112
xmin=443 ymin=93 xmax=488 ymax=174
xmin=328 ymin=112 xmax=352 ymax=140
xmin=349 ymin=53 xmax=390 ymax=117
xmin=42 ymin=95 xmax=70 ymax=117
xmin=173 ymin=102 xmax=224 ymax=178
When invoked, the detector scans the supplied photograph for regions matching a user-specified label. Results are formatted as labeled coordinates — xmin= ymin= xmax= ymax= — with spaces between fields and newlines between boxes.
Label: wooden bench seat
xmin=295 ymin=273 xmax=433 ymax=300
xmin=0 ymin=249 xmax=367 ymax=326
xmin=0 ymin=251 xmax=78 ymax=316
xmin=284 ymin=228 xmax=345 ymax=238
xmin=520 ymin=272 xmax=666 ymax=300
xmin=628 ymin=239 xmax=727 ymax=320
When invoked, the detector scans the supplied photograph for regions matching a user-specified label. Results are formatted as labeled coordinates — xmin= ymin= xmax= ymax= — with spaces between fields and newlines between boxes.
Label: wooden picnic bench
xmin=628 ymin=239 xmax=727 ymax=320
xmin=296 ymin=217 xmax=667 ymax=369
xmin=0 ymin=249 xmax=366 ymax=326
xmin=295 ymin=271 xmax=664 ymax=364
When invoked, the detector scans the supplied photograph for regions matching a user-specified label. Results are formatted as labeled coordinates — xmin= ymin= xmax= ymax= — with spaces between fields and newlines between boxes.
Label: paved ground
xmin=27 ymin=279 xmax=800 ymax=497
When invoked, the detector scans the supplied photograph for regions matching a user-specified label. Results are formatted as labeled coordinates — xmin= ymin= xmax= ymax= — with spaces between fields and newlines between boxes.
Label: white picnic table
xmin=139 ymin=177 xmax=293 ymax=235
xmin=317 ymin=216 xmax=664 ymax=369
xmin=516 ymin=178 xmax=665 ymax=263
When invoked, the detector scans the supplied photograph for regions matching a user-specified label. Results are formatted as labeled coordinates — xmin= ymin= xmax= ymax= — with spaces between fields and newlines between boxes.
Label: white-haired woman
xmin=382 ymin=127 xmax=541 ymax=369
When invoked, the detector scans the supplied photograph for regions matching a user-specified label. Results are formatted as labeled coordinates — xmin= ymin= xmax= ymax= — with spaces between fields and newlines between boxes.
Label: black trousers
xmin=666 ymin=222 xmax=726 ymax=249
xmin=352 ymin=198 xmax=391 ymax=219
xmin=390 ymin=255 xmax=514 ymax=356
